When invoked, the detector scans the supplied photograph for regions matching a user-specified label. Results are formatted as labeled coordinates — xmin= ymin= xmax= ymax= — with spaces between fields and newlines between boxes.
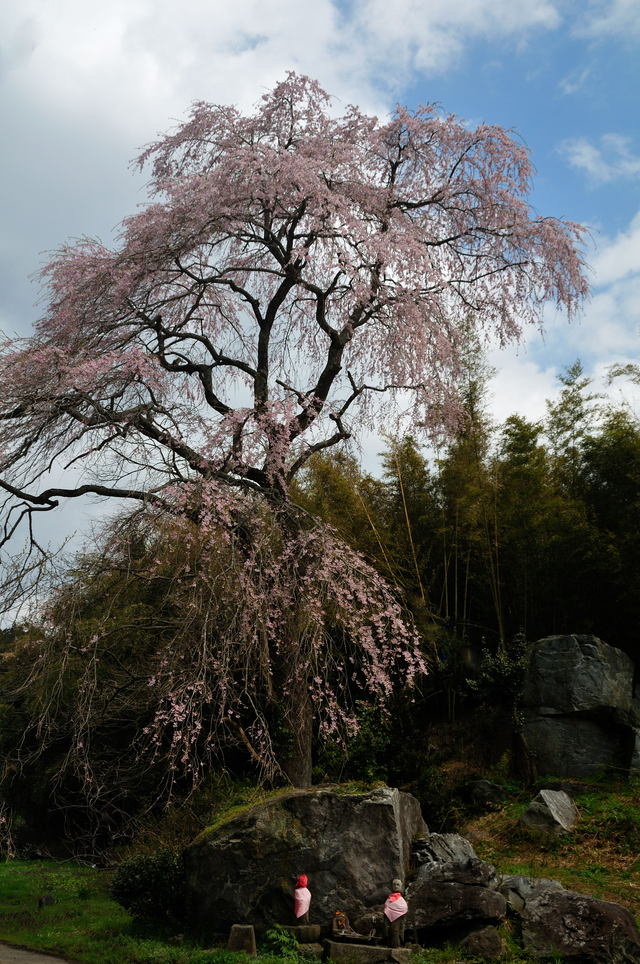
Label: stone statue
xmin=384 ymin=878 xmax=408 ymax=947
xmin=293 ymin=873 xmax=311 ymax=924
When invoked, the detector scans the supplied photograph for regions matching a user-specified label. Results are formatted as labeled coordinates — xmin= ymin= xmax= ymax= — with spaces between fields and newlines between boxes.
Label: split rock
xmin=521 ymin=635 xmax=639 ymax=779
xmin=498 ymin=875 xmax=564 ymax=912
xmin=407 ymin=835 xmax=505 ymax=932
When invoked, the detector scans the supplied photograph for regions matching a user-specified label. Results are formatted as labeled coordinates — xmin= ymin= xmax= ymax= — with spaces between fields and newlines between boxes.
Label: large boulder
xmin=407 ymin=833 xmax=506 ymax=934
xmin=521 ymin=635 xmax=639 ymax=779
xmin=184 ymin=786 xmax=426 ymax=932
xmin=521 ymin=889 xmax=640 ymax=962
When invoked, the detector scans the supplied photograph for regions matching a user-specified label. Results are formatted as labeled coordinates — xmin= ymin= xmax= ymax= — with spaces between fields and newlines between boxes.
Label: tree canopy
xmin=0 ymin=74 xmax=588 ymax=790
xmin=1 ymin=73 xmax=586 ymax=546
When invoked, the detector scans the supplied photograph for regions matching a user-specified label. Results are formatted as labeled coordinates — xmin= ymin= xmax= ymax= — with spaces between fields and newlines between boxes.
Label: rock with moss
xmin=184 ymin=786 xmax=426 ymax=933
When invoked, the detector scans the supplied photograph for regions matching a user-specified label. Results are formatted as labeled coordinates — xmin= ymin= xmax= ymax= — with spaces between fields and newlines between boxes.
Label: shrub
xmin=111 ymin=848 xmax=186 ymax=922
xmin=263 ymin=924 xmax=301 ymax=963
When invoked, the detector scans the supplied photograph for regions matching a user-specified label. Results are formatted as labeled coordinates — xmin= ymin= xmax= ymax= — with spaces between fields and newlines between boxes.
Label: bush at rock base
xmin=111 ymin=847 xmax=186 ymax=922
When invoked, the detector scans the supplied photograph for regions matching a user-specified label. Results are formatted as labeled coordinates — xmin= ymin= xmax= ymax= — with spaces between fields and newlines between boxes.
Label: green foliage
xmin=406 ymin=766 xmax=459 ymax=832
xmin=469 ymin=778 xmax=640 ymax=918
xmin=466 ymin=634 xmax=529 ymax=713
xmin=0 ymin=858 xmax=290 ymax=964
xmin=577 ymin=790 xmax=640 ymax=854
xmin=263 ymin=924 xmax=301 ymax=962
xmin=111 ymin=848 xmax=186 ymax=923
xmin=7 ymin=350 xmax=640 ymax=849
xmin=314 ymin=701 xmax=391 ymax=783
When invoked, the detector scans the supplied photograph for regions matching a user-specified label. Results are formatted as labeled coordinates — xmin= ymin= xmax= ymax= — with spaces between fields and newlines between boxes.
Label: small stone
xmin=521 ymin=788 xmax=579 ymax=834
xmin=390 ymin=949 xmax=412 ymax=964
xmin=458 ymin=926 xmax=504 ymax=959
xmin=227 ymin=923 xmax=257 ymax=956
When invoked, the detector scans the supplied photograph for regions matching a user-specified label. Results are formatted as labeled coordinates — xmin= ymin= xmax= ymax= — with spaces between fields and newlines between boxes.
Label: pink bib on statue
xmin=294 ymin=886 xmax=311 ymax=918
xmin=384 ymin=894 xmax=408 ymax=921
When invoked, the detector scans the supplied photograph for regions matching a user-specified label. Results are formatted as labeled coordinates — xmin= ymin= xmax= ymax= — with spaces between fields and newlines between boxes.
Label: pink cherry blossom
xmin=1 ymin=74 xmax=588 ymax=790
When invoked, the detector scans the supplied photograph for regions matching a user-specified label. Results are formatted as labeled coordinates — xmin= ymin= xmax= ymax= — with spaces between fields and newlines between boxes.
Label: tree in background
xmin=0 ymin=73 xmax=587 ymax=792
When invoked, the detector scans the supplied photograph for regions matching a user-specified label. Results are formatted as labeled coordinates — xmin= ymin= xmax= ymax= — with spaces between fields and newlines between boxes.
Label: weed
xmin=263 ymin=924 xmax=301 ymax=962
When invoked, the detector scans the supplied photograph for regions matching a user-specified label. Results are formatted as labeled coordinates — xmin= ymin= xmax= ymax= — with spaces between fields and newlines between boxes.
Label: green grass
xmin=0 ymin=860 xmax=282 ymax=964
xmin=0 ymin=860 xmax=541 ymax=964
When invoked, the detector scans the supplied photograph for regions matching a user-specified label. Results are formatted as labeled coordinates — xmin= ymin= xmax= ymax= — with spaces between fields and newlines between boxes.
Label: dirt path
xmin=0 ymin=943 xmax=77 ymax=964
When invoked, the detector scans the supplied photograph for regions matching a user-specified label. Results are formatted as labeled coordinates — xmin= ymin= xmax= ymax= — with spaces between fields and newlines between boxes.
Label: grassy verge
xmin=0 ymin=859 xmax=276 ymax=964
xmin=462 ymin=776 xmax=640 ymax=921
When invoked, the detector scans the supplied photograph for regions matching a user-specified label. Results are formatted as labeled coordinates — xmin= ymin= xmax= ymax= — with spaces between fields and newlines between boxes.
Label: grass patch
xmin=194 ymin=782 xmax=384 ymax=843
xmin=0 ymin=860 xmax=541 ymax=964
xmin=462 ymin=777 xmax=640 ymax=919
xmin=0 ymin=859 xmax=282 ymax=964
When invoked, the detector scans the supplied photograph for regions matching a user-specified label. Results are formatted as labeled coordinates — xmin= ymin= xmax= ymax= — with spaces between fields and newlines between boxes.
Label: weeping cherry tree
xmin=0 ymin=74 xmax=587 ymax=790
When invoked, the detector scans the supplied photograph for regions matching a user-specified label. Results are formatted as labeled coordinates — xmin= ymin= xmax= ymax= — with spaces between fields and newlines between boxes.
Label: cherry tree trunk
xmin=280 ymin=683 xmax=313 ymax=788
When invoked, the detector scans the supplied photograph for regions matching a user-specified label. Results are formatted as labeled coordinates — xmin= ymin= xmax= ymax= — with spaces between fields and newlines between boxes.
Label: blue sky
xmin=1 ymin=0 xmax=639 ymax=461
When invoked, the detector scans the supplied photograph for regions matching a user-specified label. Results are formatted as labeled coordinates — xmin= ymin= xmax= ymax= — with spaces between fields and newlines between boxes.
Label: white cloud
xmin=558 ymin=65 xmax=591 ymax=95
xmin=590 ymin=212 xmax=640 ymax=286
xmin=577 ymin=0 xmax=640 ymax=40
xmin=559 ymin=134 xmax=640 ymax=183
xmin=348 ymin=0 xmax=561 ymax=78
xmin=0 ymin=0 xmax=564 ymax=145
xmin=1 ymin=1 xmax=378 ymax=139
xmin=487 ymin=348 xmax=558 ymax=424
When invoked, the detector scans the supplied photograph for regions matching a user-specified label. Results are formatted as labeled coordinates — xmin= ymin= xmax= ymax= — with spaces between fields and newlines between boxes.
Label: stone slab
xmin=325 ymin=941 xmax=395 ymax=963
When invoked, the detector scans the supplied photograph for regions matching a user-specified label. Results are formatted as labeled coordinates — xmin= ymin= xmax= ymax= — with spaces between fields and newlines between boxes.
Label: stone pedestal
xmin=227 ymin=923 xmax=257 ymax=956
xmin=282 ymin=924 xmax=322 ymax=942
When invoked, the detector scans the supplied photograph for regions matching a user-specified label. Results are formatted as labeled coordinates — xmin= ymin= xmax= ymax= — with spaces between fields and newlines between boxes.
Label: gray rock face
xmin=521 ymin=889 xmax=640 ymax=962
xmin=522 ymin=635 xmax=639 ymax=778
xmin=407 ymin=867 xmax=506 ymax=932
xmin=184 ymin=787 xmax=426 ymax=932
xmin=522 ymin=635 xmax=635 ymax=714
xmin=458 ymin=926 xmax=504 ymax=959
xmin=184 ymin=784 xmax=640 ymax=961
xmin=408 ymin=832 xmax=505 ymax=932
xmin=499 ymin=875 xmax=564 ymax=912
xmin=520 ymin=789 xmax=579 ymax=834
xmin=412 ymin=832 xmax=477 ymax=868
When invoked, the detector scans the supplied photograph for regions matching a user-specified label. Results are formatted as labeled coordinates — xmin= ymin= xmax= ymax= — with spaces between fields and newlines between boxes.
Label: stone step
xmin=324 ymin=940 xmax=411 ymax=963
